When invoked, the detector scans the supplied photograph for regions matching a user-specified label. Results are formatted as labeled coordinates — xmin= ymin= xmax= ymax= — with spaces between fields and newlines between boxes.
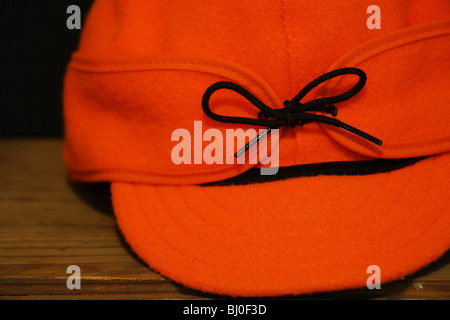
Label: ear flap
xmin=320 ymin=20 xmax=450 ymax=159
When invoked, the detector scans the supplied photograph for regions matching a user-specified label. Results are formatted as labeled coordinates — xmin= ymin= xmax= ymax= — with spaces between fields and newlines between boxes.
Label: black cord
xmin=202 ymin=67 xmax=383 ymax=152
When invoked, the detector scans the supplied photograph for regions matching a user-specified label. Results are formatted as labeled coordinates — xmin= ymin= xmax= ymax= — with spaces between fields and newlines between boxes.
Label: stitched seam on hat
xmin=324 ymin=132 xmax=450 ymax=151
xmin=383 ymin=140 xmax=450 ymax=151
xmin=391 ymin=159 xmax=448 ymax=260
xmin=281 ymin=0 xmax=292 ymax=96
xmin=177 ymin=186 xmax=251 ymax=237
xmin=131 ymin=184 xmax=246 ymax=273
xmin=337 ymin=24 xmax=450 ymax=68
xmin=131 ymin=184 xmax=221 ymax=270
xmin=69 ymin=59 xmax=278 ymax=108
xmin=67 ymin=165 xmax=253 ymax=181
xmin=66 ymin=155 xmax=442 ymax=182
xmin=370 ymin=161 xmax=415 ymax=235
xmin=326 ymin=128 xmax=450 ymax=151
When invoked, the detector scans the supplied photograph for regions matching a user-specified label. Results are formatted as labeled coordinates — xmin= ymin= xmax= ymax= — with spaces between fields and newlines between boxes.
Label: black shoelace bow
xmin=202 ymin=67 xmax=382 ymax=157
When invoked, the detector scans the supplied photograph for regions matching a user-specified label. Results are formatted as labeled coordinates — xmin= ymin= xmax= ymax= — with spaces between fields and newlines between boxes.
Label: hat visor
xmin=111 ymin=153 xmax=450 ymax=297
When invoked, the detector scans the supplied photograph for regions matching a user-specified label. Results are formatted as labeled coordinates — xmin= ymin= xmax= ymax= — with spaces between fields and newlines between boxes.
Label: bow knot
xmin=282 ymin=100 xmax=300 ymax=127
xmin=202 ymin=67 xmax=383 ymax=155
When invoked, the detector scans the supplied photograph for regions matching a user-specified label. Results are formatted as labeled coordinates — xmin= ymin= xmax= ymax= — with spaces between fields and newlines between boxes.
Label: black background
xmin=0 ymin=1 xmax=94 ymax=137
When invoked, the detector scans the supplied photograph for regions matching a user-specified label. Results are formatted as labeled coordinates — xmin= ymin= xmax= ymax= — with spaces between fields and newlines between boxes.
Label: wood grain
xmin=0 ymin=139 xmax=449 ymax=300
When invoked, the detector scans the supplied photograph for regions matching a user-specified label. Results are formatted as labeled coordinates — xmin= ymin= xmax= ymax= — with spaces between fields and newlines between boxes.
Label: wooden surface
xmin=0 ymin=138 xmax=449 ymax=300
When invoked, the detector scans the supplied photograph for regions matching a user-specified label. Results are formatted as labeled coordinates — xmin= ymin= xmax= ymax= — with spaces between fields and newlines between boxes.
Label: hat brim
xmin=111 ymin=153 xmax=450 ymax=297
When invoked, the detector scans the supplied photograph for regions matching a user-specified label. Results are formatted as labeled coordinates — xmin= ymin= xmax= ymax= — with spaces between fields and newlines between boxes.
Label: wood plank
xmin=0 ymin=139 xmax=449 ymax=300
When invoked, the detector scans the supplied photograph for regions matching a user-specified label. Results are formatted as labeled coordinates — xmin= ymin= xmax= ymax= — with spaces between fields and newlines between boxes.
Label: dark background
xmin=0 ymin=1 xmax=94 ymax=137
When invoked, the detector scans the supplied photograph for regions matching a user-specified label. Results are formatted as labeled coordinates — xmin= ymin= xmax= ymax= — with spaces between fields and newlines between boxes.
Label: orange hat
xmin=63 ymin=0 xmax=450 ymax=297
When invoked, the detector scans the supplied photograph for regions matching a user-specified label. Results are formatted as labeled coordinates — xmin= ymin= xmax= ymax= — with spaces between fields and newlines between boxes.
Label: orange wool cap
xmin=63 ymin=0 xmax=450 ymax=297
